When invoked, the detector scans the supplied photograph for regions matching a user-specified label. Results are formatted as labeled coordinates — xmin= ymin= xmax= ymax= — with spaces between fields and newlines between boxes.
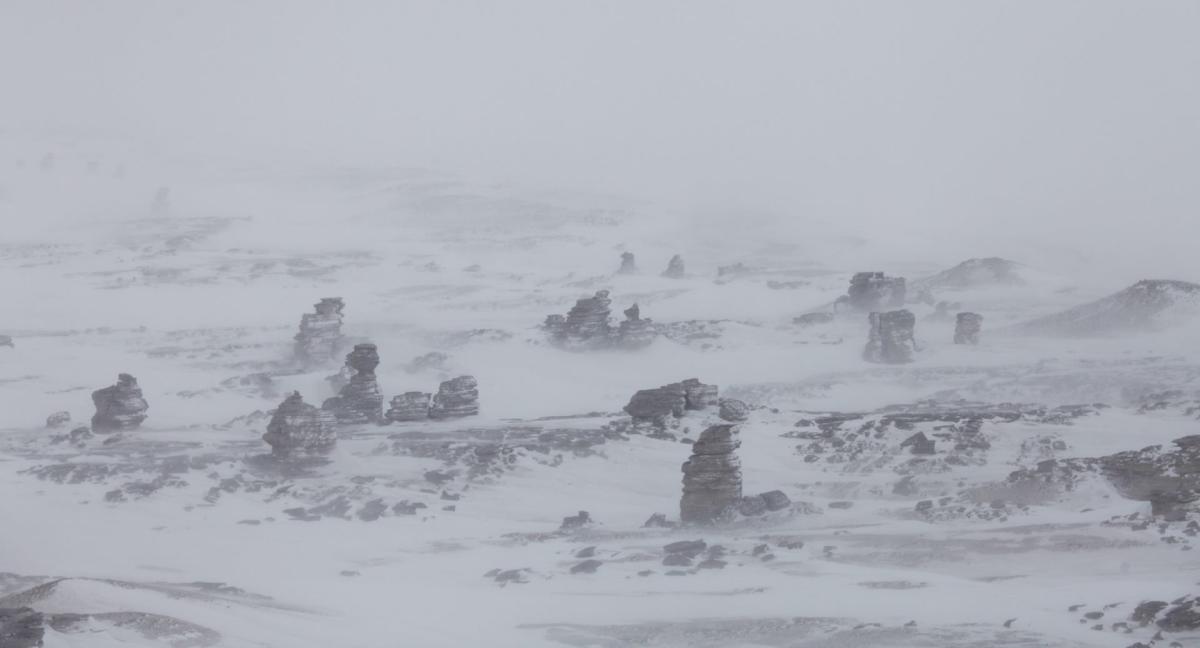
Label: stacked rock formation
xmin=624 ymin=378 xmax=718 ymax=428
xmin=954 ymin=312 xmax=983 ymax=345
xmin=844 ymin=272 xmax=907 ymax=311
xmin=662 ymin=255 xmax=685 ymax=278
xmin=682 ymin=378 xmax=719 ymax=410
xmin=430 ymin=375 xmax=480 ymax=419
xmin=90 ymin=373 xmax=149 ymax=432
xmin=323 ymin=344 xmax=384 ymax=424
xmin=385 ymin=391 xmax=431 ymax=422
xmin=616 ymin=303 xmax=657 ymax=349
xmin=544 ymin=290 xmax=614 ymax=348
xmin=863 ymin=310 xmax=917 ymax=364
xmin=681 ymin=424 xmax=743 ymax=524
xmin=718 ymin=398 xmax=750 ymax=422
xmin=294 ymin=297 xmax=345 ymax=367
xmin=263 ymin=392 xmax=337 ymax=456
xmin=617 ymin=251 xmax=637 ymax=274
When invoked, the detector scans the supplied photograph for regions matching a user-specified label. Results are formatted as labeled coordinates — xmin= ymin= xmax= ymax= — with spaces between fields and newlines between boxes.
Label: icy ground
xmin=2 ymin=144 xmax=1199 ymax=647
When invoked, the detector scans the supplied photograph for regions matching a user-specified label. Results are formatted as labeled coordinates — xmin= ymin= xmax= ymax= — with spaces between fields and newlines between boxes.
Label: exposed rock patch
xmin=954 ymin=312 xmax=983 ymax=345
xmin=430 ymin=375 xmax=480 ymax=419
xmin=90 ymin=373 xmax=148 ymax=432
xmin=842 ymin=272 xmax=906 ymax=312
xmin=681 ymin=424 xmax=743 ymax=524
xmin=323 ymin=344 xmax=384 ymax=424
xmin=294 ymin=297 xmax=345 ymax=367
xmin=863 ymin=310 xmax=917 ymax=364
xmin=263 ymin=392 xmax=338 ymax=456
xmin=662 ymin=255 xmax=685 ymax=279
xmin=386 ymin=392 xmax=432 ymax=422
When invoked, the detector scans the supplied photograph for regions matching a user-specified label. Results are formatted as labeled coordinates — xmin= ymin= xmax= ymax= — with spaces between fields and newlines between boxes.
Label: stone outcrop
xmin=718 ymin=398 xmax=750 ymax=422
xmin=430 ymin=375 xmax=479 ymax=419
xmin=386 ymin=392 xmax=432 ymax=422
xmin=842 ymin=272 xmax=907 ymax=311
xmin=625 ymin=384 xmax=686 ymax=427
xmin=294 ymin=297 xmax=345 ymax=367
xmin=0 ymin=607 xmax=44 ymax=648
xmin=617 ymin=251 xmax=637 ymax=274
xmin=681 ymin=424 xmax=743 ymax=524
xmin=323 ymin=344 xmax=383 ymax=424
xmin=90 ymin=373 xmax=149 ymax=432
xmin=737 ymin=489 xmax=791 ymax=516
xmin=662 ymin=255 xmax=685 ymax=278
xmin=863 ymin=310 xmax=917 ymax=364
xmin=263 ymin=392 xmax=337 ymax=456
xmin=615 ymin=303 xmax=657 ymax=349
xmin=545 ymin=290 xmax=613 ymax=347
xmin=681 ymin=378 xmax=718 ymax=410
xmin=954 ymin=312 xmax=983 ymax=345
xmin=45 ymin=411 xmax=71 ymax=428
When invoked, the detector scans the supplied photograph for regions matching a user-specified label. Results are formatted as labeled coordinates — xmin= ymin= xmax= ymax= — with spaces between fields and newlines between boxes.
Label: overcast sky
xmin=2 ymin=1 xmax=1198 ymax=277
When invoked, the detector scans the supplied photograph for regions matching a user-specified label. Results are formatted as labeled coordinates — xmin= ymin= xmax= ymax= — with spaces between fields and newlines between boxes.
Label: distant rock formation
xmin=954 ymin=312 xmax=983 ymax=345
xmin=615 ymin=303 xmax=657 ymax=349
xmin=323 ymin=344 xmax=383 ymax=424
xmin=91 ymin=373 xmax=149 ymax=432
xmin=386 ymin=391 xmax=431 ymax=422
xmin=842 ymin=272 xmax=907 ymax=312
xmin=430 ymin=375 xmax=479 ymax=419
xmin=681 ymin=424 xmax=743 ymax=524
xmin=617 ymin=251 xmax=637 ymax=274
xmin=863 ymin=310 xmax=917 ymax=364
xmin=914 ymin=257 xmax=1025 ymax=291
xmin=681 ymin=378 xmax=718 ymax=410
xmin=662 ymin=255 xmax=685 ymax=278
xmin=0 ymin=607 xmax=44 ymax=648
xmin=45 ymin=411 xmax=71 ymax=428
xmin=737 ymin=489 xmax=791 ymax=516
xmin=294 ymin=297 xmax=345 ymax=367
xmin=793 ymin=312 xmax=834 ymax=327
xmin=1013 ymin=279 xmax=1200 ymax=336
xmin=0 ymin=335 xmax=12 ymax=348
xmin=263 ymin=392 xmax=337 ymax=456
xmin=718 ymin=398 xmax=750 ymax=422
xmin=624 ymin=378 xmax=718 ymax=429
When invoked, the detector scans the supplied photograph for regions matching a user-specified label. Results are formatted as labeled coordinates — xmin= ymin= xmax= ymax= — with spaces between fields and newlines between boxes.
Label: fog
xmin=3 ymin=1 xmax=1199 ymax=281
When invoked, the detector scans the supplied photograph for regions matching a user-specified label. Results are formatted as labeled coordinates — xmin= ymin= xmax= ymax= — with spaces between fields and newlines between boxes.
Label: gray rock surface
xmin=681 ymin=378 xmax=719 ymax=410
xmin=90 ymin=373 xmax=149 ymax=432
xmin=718 ymin=398 xmax=750 ymax=422
xmin=294 ymin=297 xmax=345 ymax=367
xmin=617 ymin=251 xmax=637 ymax=274
xmin=624 ymin=384 xmax=687 ymax=427
xmin=863 ymin=310 xmax=917 ymax=364
xmin=385 ymin=391 xmax=432 ymax=422
xmin=844 ymin=272 xmax=907 ymax=311
xmin=0 ymin=335 xmax=12 ymax=348
xmin=546 ymin=290 xmax=613 ymax=347
xmin=0 ymin=607 xmax=44 ymax=648
xmin=681 ymin=424 xmax=743 ymax=524
xmin=430 ymin=375 xmax=479 ymax=419
xmin=262 ymin=391 xmax=337 ymax=456
xmin=323 ymin=344 xmax=384 ymax=424
xmin=954 ymin=312 xmax=983 ymax=345
xmin=615 ymin=303 xmax=657 ymax=349
xmin=45 ymin=411 xmax=71 ymax=428
xmin=662 ymin=254 xmax=685 ymax=278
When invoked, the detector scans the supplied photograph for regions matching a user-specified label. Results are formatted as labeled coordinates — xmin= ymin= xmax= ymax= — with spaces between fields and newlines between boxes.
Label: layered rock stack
xmin=718 ymin=398 xmax=750 ymax=422
xmin=954 ymin=312 xmax=983 ymax=345
xmin=385 ymin=391 xmax=431 ymax=422
xmin=430 ymin=375 xmax=480 ymax=419
xmin=294 ymin=297 xmax=345 ymax=367
xmin=616 ymin=303 xmax=657 ymax=349
xmin=323 ymin=344 xmax=384 ymax=424
xmin=863 ymin=310 xmax=917 ymax=364
xmin=681 ymin=424 xmax=743 ymax=524
xmin=624 ymin=379 xmax=718 ymax=428
xmin=682 ymin=378 xmax=719 ymax=410
xmin=544 ymin=290 xmax=613 ymax=347
xmin=617 ymin=251 xmax=637 ymax=274
xmin=843 ymin=272 xmax=907 ymax=311
xmin=662 ymin=255 xmax=685 ymax=278
xmin=91 ymin=373 xmax=149 ymax=432
xmin=263 ymin=392 xmax=337 ymax=456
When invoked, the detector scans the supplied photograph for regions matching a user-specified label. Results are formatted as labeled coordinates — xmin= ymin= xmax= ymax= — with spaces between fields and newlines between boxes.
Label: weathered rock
xmin=863 ymin=310 xmax=917 ymax=364
xmin=385 ymin=391 xmax=431 ymax=422
xmin=737 ymin=494 xmax=768 ymax=516
xmin=617 ymin=251 xmax=637 ymax=274
xmin=263 ymin=392 xmax=337 ymax=456
xmin=323 ymin=344 xmax=384 ymax=424
xmin=681 ymin=378 xmax=719 ymax=410
xmin=1159 ymin=600 xmax=1200 ymax=631
xmin=954 ymin=312 xmax=983 ymax=345
xmin=430 ymin=375 xmax=479 ymax=419
xmin=662 ymin=255 xmax=685 ymax=279
xmin=571 ymin=559 xmax=602 ymax=574
xmin=625 ymin=384 xmax=687 ymax=427
xmin=0 ymin=607 xmax=44 ymax=648
xmin=794 ymin=312 xmax=834 ymax=327
xmin=546 ymin=290 xmax=613 ymax=347
xmin=663 ymin=539 xmax=707 ymax=557
xmin=1149 ymin=489 xmax=1197 ymax=522
xmin=294 ymin=297 xmax=345 ymax=367
xmin=718 ymin=398 xmax=750 ymax=422
xmin=681 ymin=424 xmax=743 ymax=524
xmin=560 ymin=510 xmax=592 ymax=530
xmin=68 ymin=426 xmax=92 ymax=444
xmin=844 ymin=272 xmax=907 ymax=311
xmin=901 ymin=432 xmax=936 ymax=455
xmin=90 ymin=373 xmax=149 ymax=432
xmin=643 ymin=513 xmax=675 ymax=528
xmin=761 ymin=490 xmax=791 ymax=511
xmin=45 ymin=411 xmax=71 ymax=428
xmin=616 ymin=303 xmax=657 ymax=349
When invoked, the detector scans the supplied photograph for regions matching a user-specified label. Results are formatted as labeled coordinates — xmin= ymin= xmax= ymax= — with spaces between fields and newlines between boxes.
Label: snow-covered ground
xmin=2 ymin=139 xmax=1199 ymax=647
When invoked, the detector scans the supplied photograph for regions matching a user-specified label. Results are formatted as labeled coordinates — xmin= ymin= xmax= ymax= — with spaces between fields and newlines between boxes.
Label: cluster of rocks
xmin=863 ymin=310 xmax=917 ymax=364
xmin=294 ymin=297 xmax=345 ymax=367
xmin=262 ymin=391 xmax=338 ymax=456
xmin=681 ymin=424 xmax=744 ymax=524
xmin=322 ymin=344 xmax=384 ymax=424
xmin=954 ymin=312 xmax=983 ymax=345
xmin=543 ymin=290 xmax=659 ymax=350
xmin=624 ymin=378 xmax=719 ymax=429
xmin=841 ymin=272 xmax=907 ymax=312
xmin=1128 ymin=596 xmax=1200 ymax=632
xmin=385 ymin=392 xmax=433 ymax=422
xmin=383 ymin=375 xmax=480 ymax=422
xmin=91 ymin=373 xmax=149 ymax=432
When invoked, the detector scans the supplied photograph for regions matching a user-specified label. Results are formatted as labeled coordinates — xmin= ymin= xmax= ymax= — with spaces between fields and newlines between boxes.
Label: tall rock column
xmin=681 ymin=424 xmax=743 ymax=524
xmin=91 ymin=373 xmax=149 ymax=432
xmin=863 ymin=310 xmax=917 ymax=364
xmin=323 ymin=343 xmax=384 ymax=423
xmin=954 ymin=312 xmax=983 ymax=345
xmin=294 ymin=297 xmax=345 ymax=367
xmin=617 ymin=251 xmax=637 ymax=274
xmin=662 ymin=255 xmax=685 ymax=278
xmin=430 ymin=375 xmax=480 ymax=419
